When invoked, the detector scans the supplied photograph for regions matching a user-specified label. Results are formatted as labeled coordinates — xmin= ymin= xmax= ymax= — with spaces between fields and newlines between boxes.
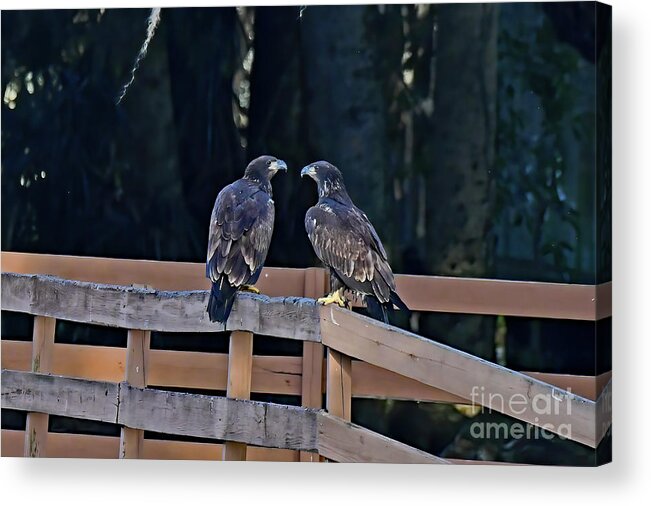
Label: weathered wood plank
xmin=4 ymin=430 xmax=505 ymax=463
xmin=119 ymin=329 xmax=150 ymax=459
xmin=300 ymin=267 xmax=328 ymax=462
xmin=596 ymin=379 xmax=612 ymax=444
xmin=24 ymin=316 xmax=56 ymax=457
xmin=319 ymin=305 xmax=601 ymax=448
xmin=118 ymin=383 xmax=319 ymax=451
xmin=394 ymin=274 xmax=610 ymax=320
xmin=1 ymin=430 xmax=300 ymax=461
xmin=523 ymin=371 xmax=612 ymax=402
xmin=301 ymin=345 xmax=325 ymax=408
xmin=316 ymin=412 xmax=449 ymax=464
xmin=300 ymin=342 xmax=325 ymax=462
xmin=149 ymin=349 xmax=303 ymax=395
xmin=1 ymin=372 xmax=449 ymax=463
xmin=2 ymin=341 xmax=126 ymax=383
xmin=1 ymin=340 xmax=610 ymax=403
xmin=0 ymin=251 xmax=309 ymax=297
xmin=351 ymin=360 xmax=468 ymax=403
xmin=326 ymin=349 xmax=352 ymax=421
xmin=0 ymin=341 xmax=301 ymax=395
xmin=2 ymin=370 xmax=119 ymax=423
xmin=2 ymin=251 xmax=609 ymax=320
xmin=223 ymin=331 xmax=254 ymax=461
xmin=1 ymin=272 xmax=321 ymax=341
xmin=595 ymin=282 xmax=612 ymax=321
xmin=226 ymin=332 xmax=253 ymax=400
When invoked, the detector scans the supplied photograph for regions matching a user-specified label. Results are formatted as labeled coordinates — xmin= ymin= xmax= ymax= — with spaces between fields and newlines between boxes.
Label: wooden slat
xmin=3 ymin=372 xmax=449 ymax=462
xmin=1 ymin=341 xmax=611 ymax=403
xmin=1 ymin=272 xmax=321 ymax=341
xmin=5 ymin=430 xmax=517 ymax=464
xmin=1 ymin=341 xmax=126 ymax=383
xmin=24 ymin=316 xmax=55 ymax=457
xmin=118 ymin=383 xmax=319 ymax=452
xmin=300 ymin=267 xmax=327 ymax=462
xmin=2 ymin=370 xmax=119 ymax=423
xmin=316 ymin=412 xmax=449 ymax=464
xmin=1 ymin=251 xmax=610 ymax=320
xmin=3 ymin=430 xmax=118 ymax=459
xmin=596 ymin=379 xmax=612 ymax=444
xmin=523 ymin=371 xmax=612 ymax=402
xmin=222 ymin=331 xmax=254 ymax=461
xmin=319 ymin=305 xmax=605 ymax=448
xmin=3 ymin=371 xmax=317 ymax=452
xmin=3 ymin=430 xmax=523 ymax=464
xmin=150 ymin=349 xmax=303 ymax=395
xmin=1 ymin=341 xmax=301 ymax=394
xmin=596 ymin=282 xmax=612 ymax=320
xmin=326 ymin=349 xmax=352 ymax=421
xmin=143 ymin=438 xmax=300 ymax=462
xmin=1 ymin=430 xmax=299 ymax=461
xmin=300 ymin=342 xmax=324 ymax=463
xmin=119 ymin=329 xmax=150 ymax=459
xmin=0 ymin=251 xmax=307 ymax=297
xmin=301 ymin=346 xmax=324 ymax=407
xmin=394 ymin=275 xmax=610 ymax=320
xmin=351 ymin=361 xmax=468 ymax=403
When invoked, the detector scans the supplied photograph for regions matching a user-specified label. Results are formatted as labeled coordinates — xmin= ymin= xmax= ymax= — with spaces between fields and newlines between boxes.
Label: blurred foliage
xmin=494 ymin=3 xmax=597 ymax=283
xmin=2 ymin=9 xmax=198 ymax=260
xmin=1 ymin=5 xmax=605 ymax=282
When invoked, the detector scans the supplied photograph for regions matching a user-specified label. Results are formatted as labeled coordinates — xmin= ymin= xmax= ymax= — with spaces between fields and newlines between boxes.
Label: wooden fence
xmin=0 ymin=252 xmax=612 ymax=463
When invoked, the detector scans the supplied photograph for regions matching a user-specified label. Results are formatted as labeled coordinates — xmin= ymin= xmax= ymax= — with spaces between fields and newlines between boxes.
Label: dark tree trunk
xmin=165 ymin=8 xmax=243 ymax=245
xmin=422 ymin=4 xmax=498 ymax=359
xmin=246 ymin=6 xmax=315 ymax=268
xmin=299 ymin=6 xmax=397 ymax=228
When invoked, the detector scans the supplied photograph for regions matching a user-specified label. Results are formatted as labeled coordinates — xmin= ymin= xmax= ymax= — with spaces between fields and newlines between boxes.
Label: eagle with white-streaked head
xmin=206 ymin=155 xmax=287 ymax=323
xmin=301 ymin=161 xmax=409 ymax=323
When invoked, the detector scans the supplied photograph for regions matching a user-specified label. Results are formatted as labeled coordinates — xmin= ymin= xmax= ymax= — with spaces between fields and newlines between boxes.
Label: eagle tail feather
xmin=390 ymin=291 xmax=410 ymax=313
xmin=207 ymin=279 xmax=237 ymax=323
xmin=365 ymin=296 xmax=390 ymax=324
xmin=365 ymin=291 xmax=410 ymax=324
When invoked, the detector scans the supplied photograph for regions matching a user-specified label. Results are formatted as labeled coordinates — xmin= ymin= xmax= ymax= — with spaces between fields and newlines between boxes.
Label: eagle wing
xmin=207 ymin=180 xmax=274 ymax=287
xmin=305 ymin=202 xmax=395 ymax=302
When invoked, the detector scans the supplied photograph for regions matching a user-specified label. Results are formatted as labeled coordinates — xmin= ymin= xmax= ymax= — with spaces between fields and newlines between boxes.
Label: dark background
xmin=1 ymin=3 xmax=611 ymax=464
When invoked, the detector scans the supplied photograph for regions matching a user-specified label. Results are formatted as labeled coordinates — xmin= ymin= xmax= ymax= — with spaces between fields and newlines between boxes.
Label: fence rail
xmin=0 ymin=340 xmax=612 ymax=402
xmin=1 ymin=272 xmax=611 ymax=449
xmin=1 ymin=252 xmax=611 ymax=320
xmin=2 ymin=370 xmax=448 ymax=464
xmin=0 ymin=252 xmax=612 ymax=462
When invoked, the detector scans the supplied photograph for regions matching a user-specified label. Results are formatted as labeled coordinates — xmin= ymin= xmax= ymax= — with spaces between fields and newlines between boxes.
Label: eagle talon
xmin=240 ymin=284 xmax=260 ymax=294
xmin=317 ymin=289 xmax=347 ymax=308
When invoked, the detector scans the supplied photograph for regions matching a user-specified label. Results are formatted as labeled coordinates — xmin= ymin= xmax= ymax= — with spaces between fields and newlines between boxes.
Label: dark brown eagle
xmin=301 ymin=161 xmax=408 ymax=323
xmin=206 ymin=155 xmax=287 ymax=323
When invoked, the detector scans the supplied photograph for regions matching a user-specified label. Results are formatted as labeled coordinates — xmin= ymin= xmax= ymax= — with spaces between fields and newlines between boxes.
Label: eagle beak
xmin=271 ymin=160 xmax=288 ymax=173
xmin=301 ymin=165 xmax=316 ymax=178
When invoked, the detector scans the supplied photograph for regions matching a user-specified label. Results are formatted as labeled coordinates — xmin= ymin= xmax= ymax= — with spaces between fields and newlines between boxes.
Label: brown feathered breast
xmin=305 ymin=198 xmax=396 ymax=303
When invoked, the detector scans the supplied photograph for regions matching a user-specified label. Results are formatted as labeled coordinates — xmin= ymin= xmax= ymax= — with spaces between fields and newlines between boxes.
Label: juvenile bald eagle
xmin=301 ymin=161 xmax=408 ymax=323
xmin=206 ymin=155 xmax=287 ymax=323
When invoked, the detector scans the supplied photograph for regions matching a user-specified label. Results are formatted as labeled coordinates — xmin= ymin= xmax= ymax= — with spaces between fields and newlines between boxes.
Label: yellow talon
xmin=241 ymin=284 xmax=260 ymax=294
xmin=317 ymin=289 xmax=347 ymax=308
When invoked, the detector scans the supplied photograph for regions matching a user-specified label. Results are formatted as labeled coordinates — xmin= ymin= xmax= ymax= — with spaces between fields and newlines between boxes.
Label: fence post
xmin=119 ymin=329 xmax=150 ymax=458
xmin=326 ymin=349 xmax=352 ymax=422
xmin=23 ymin=316 xmax=56 ymax=457
xmin=222 ymin=330 xmax=254 ymax=461
xmin=300 ymin=268 xmax=327 ymax=462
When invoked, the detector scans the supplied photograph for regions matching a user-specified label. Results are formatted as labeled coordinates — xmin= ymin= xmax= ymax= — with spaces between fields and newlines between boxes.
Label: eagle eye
xmin=266 ymin=160 xmax=272 ymax=166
